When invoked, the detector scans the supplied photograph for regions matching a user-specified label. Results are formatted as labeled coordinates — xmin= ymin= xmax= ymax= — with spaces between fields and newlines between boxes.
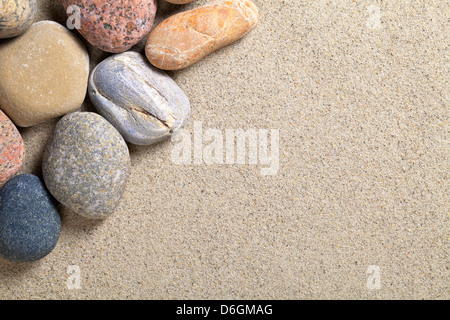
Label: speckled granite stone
xmin=42 ymin=112 xmax=130 ymax=219
xmin=0 ymin=21 xmax=90 ymax=127
xmin=165 ymin=0 xmax=195 ymax=4
xmin=0 ymin=174 xmax=61 ymax=262
xmin=0 ymin=109 xmax=24 ymax=186
xmin=89 ymin=51 xmax=191 ymax=145
xmin=0 ymin=0 xmax=37 ymax=38
xmin=62 ymin=0 xmax=157 ymax=53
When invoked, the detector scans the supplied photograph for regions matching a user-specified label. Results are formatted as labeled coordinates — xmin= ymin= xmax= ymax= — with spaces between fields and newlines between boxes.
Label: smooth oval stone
xmin=0 ymin=174 xmax=61 ymax=262
xmin=62 ymin=0 xmax=157 ymax=53
xmin=0 ymin=0 xmax=37 ymax=39
xmin=89 ymin=51 xmax=191 ymax=145
xmin=43 ymin=112 xmax=130 ymax=219
xmin=0 ymin=21 xmax=90 ymax=127
xmin=145 ymin=0 xmax=259 ymax=70
xmin=165 ymin=0 xmax=195 ymax=3
xmin=0 ymin=109 xmax=24 ymax=186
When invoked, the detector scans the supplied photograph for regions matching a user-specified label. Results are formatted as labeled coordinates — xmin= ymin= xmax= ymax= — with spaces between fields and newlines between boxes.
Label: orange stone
xmin=145 ymin=0 xmax=259 ymax=70
xmin=165 ymin=0 xmax=195 ymax=4
xmin=0 ymin=109 xmax=24 ymax=186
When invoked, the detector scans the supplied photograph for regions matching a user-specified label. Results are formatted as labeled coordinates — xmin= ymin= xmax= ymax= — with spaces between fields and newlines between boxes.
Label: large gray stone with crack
xmin=89 ymin=51 xmax=191 ymax=145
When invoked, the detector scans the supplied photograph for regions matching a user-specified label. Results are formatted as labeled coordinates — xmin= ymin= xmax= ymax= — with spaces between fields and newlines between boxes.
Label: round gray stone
xmin=42 ymin=112 xmax=130 ymax=219
xmin=0 ymin=174 xmax=61 ymax=262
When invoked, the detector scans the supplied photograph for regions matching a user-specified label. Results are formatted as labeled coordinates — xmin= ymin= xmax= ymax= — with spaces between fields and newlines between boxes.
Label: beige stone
xmin=0 ymin=21 xmax=89 ymax=127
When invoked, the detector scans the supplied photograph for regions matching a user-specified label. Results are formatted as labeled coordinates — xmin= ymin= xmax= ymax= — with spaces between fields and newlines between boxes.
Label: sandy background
xmin=0 ymin=0 xmax=448 ymax=299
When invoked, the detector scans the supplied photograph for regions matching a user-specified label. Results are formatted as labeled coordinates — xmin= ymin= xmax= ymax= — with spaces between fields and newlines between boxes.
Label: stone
xmin=0 ymin=174 xmax=61 ymax=262
xmin=0 ymin=0 xmax=37 ymax=39
xmin=165 ymin=0 xmax=195 ymax=4
xmin=62 ymin=0 xmax=157 ymax=53
xmin=89 ymin=51 xmax=191 ymax=145
xmin=0 ymin=109 xmax=24 ymax=186
xmin=42 ymin=112 xmax=130 ymax=219
xmin=145 ymin=0 xmax=259 ymax=70
xmin=0 ymin=21 xmax=90 ymax=127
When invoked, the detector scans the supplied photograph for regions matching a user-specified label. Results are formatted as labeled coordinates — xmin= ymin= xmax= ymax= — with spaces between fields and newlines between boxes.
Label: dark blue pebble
xmin=0 ymin=174 xmax=61 ymax=262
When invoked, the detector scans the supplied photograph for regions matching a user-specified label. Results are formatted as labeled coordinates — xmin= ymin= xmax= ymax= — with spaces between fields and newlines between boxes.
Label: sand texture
xmin=0 ymin=0 xmax=448 ymax=299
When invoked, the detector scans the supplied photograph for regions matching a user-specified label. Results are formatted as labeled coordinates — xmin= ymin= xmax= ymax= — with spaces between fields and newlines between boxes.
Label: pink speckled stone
xmin=62 ymin=0 xmax=157 ymax=53
xmin=0 ymin=109 xmax=24 ymax=186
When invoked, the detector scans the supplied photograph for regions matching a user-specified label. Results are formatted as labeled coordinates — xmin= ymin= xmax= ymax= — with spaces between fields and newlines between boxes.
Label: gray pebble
xmin=0 ymin=174 xmax=61 ymax=262
xmin=88 ymin=51 xmax=191 ymax=145
xmin=42 ymin=112 xmax=130 ymax=219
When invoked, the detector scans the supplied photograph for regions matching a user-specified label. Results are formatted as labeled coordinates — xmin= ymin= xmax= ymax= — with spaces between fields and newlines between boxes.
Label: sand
xmin=0 ymin=0 xmax=448 ymax=299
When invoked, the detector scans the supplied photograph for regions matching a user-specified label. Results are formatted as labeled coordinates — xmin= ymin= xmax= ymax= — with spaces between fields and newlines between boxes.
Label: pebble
xmin=145 ymin=0 xmax=259 ymax=70
xmin=0 ymin=0 xmax=37 ymax=39
xmin=42 ymin=112 xmax=130 ymax=219
xmin=0 ymin=110 xmax=24 ymax=186
xmin=0 ymin=174 xmax=61 ymax=262
xmin=165 ymin=0 xmax=195 ymax=4
xmin=89 ymin=51 xmax=191 ymax=145
xmin=62 ymin=0 xmax=157 ymax=53
xmin=0 ymin=21 xmax=89 ymax=127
